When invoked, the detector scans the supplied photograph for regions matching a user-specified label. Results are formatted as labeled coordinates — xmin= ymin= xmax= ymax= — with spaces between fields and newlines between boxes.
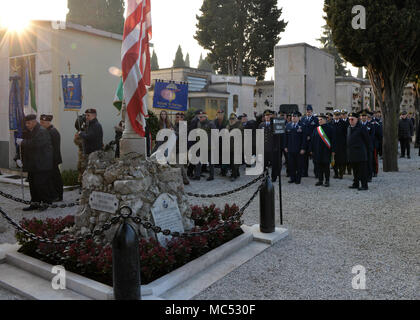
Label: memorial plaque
xmin=89 ymin=191 xmax=119 ymax=214
xmin=150 ymin=193 xmax=184 ymax=246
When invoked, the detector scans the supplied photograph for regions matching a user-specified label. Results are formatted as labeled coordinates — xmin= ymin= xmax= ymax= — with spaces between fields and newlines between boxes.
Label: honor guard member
xmin=16 ymin=114 xmax=54 ymax=211
xmin=40 ymin=114 xmax=63 ymax=202
xmin=227 ymin=113 xmax=243 ymax=181
xmin=347 ymin=112 xmax=370 ymax=191
xmin=373 ymin=110 xmax=383 ymax=157
xmin=193 ymin=111 xmax=216 ymax=181
xmin=340 ymin=109 xmax=352 ymax=174
xmin=213 ymin=109 xmax=228 ymax=176
xmin=331 ymin=110 xmax=347 ymax=179
xmin=240 ymin=113 xmax=257 ymax=167
xmin=284 ymin=112 xmax=306 ymax=184
xmin=302 ymin=105 xmax=319 ymax=178
xmin=360 ymin=110 xmax=375 ymax=181
xmin=259 ymin=110 xmax=274 ymax=171
xmin=309 ymin=114 xmax=335 ymax=187
xmin=75 ymin=108 xmax=104 ymax=171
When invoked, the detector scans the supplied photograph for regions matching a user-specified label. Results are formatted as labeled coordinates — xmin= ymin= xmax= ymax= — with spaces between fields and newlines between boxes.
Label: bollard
xmin=112 ymin=221 xmax=141 ymax=300
xmin=259 ymin=175 xmax=275 ymax=233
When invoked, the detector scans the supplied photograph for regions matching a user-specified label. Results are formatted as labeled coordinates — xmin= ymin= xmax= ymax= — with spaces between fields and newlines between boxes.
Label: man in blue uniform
xmin=301 ymin=105 xmax=319 ymax=178
xmin=369 ymin=112 xmax=382 ymax=177
xmin=284 ymin=112 xmax=306 ymax=184
xmin=309 ymin=114 xmax=335 ymax=187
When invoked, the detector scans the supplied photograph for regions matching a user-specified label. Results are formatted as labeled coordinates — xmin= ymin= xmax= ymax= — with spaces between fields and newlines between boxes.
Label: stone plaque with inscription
xmin=150 ymin=193 xmax=184 ymax=246
xmin=89 ymin=191 xmax=119 ymax=214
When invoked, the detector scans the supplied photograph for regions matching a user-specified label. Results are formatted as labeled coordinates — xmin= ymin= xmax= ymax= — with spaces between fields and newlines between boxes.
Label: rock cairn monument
xmin=70 ymin=151 xmax=193 ymax=245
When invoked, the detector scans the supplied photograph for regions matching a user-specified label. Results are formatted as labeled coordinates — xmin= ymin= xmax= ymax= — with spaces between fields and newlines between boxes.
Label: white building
xmin=0 ymin=21 xmax=123 ymax=170
xmin=274 ymin=43 xmax=336 ymax=115
xmin=335 ymin=76 xmax=374 ymax=112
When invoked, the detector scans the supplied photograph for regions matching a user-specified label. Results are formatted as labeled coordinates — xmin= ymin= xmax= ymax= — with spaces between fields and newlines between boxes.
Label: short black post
xmin=279 ymin=173 xmax=283 ymax=225
xmin=259 ymin=175 xmax=275 ymax=233
xmin=112 ymin=221 xmax=141 ymax=300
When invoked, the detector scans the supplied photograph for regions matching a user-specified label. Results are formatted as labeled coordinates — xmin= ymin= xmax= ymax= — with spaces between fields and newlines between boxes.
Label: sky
xmin=0 ymin=0 xmax=358 ymax=78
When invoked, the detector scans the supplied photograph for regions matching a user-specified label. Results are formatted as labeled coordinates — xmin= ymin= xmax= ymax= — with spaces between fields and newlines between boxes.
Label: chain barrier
xmin=0 ymin=173 xmax=267 ymax=244
xmin=0 ymin=190 xmax=79 ymax=209
xmin=185 ymin=172 xmax=265 ymax=198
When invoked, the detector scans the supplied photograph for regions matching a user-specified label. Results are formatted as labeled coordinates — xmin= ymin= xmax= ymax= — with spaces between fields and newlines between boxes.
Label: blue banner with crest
xmin=153 ymin=80 xmax=188 ymax=112
xmin=61 ymin=74 xmax=82 ymax=111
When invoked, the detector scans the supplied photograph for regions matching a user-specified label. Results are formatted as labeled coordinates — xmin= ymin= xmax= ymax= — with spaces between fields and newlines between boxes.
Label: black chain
xmin=0 ymin=190 xmax=79 ymax=208
xmin=0 ymin=173 xmax=267 ymax=244
xmin=186 ymin=173 xmax=265 ymax=198
xmin=0 ymin=206 xmax=123 ymax=245
xmin=132 ymin=176 xmax=266 ymax=238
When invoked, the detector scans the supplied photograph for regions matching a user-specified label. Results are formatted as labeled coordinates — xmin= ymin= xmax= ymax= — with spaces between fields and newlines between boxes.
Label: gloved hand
xmin=16 ymin=159 xmax=23 ymax=168
xmin=16 ymin=138 xmax=23 ymax=146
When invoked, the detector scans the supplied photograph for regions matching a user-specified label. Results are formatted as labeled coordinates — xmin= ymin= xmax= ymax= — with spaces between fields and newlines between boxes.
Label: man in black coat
xmin=75 ymin=108 xmax=103 ymax=162
xmin=240 ymin=113 xmax=257 ymax=167
xmin=360 ymin=110 xmax=375 ymax=181
xmin=331 ymin=110 xmax=347 ymax=179
xmin=347 ymin=113 xmax=371 ymax=191
xmin=398 ymin=111 xmax=414 ymax=158
xmin=40 ymin=114 xmax=63 ymax=202
xmin=309 ymin=114 xmax=335 ymax=187
xmin=16 ymin=114 xmax=54 ymax=210
xmin=213 ymin=109 xmax=228 ymax=176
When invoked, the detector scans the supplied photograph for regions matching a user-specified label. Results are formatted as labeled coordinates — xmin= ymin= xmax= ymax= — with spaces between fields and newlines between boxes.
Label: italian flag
xmin=317 ymin=126 xmax=331 ymax=149
xmin=113 ymin=77 xmax=123 ymax=112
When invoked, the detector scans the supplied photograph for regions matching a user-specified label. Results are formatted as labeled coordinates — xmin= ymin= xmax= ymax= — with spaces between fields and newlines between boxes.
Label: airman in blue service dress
xmin=284 ymin=112 xmax=306 ymax=184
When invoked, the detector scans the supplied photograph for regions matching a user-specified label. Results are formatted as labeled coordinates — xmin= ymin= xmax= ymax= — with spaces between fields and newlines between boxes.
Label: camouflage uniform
xmin=74 ymin=135 xmax=87 ymax=185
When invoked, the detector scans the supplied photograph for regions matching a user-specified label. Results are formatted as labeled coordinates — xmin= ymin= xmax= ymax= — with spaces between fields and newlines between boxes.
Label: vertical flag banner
xmin=122 ymin=0 xmax=152 ymax=137
xmin=9 ymin=75 xmax=25 ymax=144
xmin=24 ymin=61 xmax=30 ymax=113
xmin=113 ymin=77 xmax=124 ymax=111
xmin=61 ymin=74 xmax=82 ymax=111
xmin=153 ymin=80 xmax=188 ymax=111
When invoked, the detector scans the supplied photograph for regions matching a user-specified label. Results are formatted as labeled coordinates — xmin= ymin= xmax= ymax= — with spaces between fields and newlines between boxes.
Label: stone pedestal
xmin=119 ymin=107 xmax=147 ymax=156
xmin=71 ymin=151 xmax=193 ymax=246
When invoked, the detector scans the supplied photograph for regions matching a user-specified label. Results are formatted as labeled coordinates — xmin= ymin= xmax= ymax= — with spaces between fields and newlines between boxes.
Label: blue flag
xmin=153 ymin=80 xmax=188 ymax=112
xmin=24 ymin=62 xmax=29 ymax=109
xmin=9 ymin=75 xmax=25 ymax=145
xmin=61 ymin=74 xmax=82 ymax=111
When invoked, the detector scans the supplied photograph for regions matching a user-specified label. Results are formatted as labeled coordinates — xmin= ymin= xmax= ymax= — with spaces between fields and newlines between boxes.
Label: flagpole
xmin=19 ymin=145 xmax=24 ymax=200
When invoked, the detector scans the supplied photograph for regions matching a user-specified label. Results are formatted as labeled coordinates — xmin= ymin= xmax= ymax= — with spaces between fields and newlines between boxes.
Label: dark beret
xmin=401 ymin=111 xmax=407 ymax=115
xmin=24 ymin=114 xmax=36 ymax=121
xmin=40 ymin=114 xmax=53 ymax=121
xmin=85 ymin=108 xmax=97 ymax=114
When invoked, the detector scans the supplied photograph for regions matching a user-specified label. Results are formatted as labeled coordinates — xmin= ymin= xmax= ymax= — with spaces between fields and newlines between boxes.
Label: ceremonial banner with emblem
xmin=153 ymin=80 xmax=188 ymax=111
xmin=9 ymin=76 xmax=25 ymax=142
xmin=122 ymin=0 xmax=152 ymax=137
xmin=61 ymin=74 xmax=82 ymax=111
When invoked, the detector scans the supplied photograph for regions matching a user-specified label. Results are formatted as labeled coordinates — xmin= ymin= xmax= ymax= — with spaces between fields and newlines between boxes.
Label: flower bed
xmin=15 ymin=204 xmax=243 ymax=286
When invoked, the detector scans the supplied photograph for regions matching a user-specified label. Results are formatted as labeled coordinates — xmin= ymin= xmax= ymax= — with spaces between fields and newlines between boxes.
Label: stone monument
xmin=71 ymin=150 xmax=193 ymax=246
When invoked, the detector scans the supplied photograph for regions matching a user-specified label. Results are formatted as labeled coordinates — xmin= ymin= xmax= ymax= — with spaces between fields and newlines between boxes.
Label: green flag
xmin=113 ymin=78 xmax=123 ymax=111
xmin=28 ymin=66 xmax=37 ymax=112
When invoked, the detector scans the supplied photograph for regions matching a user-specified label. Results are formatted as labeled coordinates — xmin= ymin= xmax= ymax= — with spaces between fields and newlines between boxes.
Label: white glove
xmin=16 ymin=159 xmax=23 ymax=168
xmin=16 ymin=138 xmax=23 ymax=146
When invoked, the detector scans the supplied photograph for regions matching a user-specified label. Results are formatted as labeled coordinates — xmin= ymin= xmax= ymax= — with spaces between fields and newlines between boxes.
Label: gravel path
xmin=0 ymin=152 xmax=419 ymax=300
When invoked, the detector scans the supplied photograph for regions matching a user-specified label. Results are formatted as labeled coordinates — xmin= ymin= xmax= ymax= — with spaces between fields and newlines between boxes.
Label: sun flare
xmin=0 ymin=0 xmax=68 ymax=32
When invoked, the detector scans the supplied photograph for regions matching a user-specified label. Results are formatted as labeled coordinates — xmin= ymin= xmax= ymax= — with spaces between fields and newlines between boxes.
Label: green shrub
xmin=61 ymin=169 xmax=79 ymax=186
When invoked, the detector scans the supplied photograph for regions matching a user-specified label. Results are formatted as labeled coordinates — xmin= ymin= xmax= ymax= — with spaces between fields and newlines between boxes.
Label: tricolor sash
xmin=317 ymin=126 xmax=331 ymax=149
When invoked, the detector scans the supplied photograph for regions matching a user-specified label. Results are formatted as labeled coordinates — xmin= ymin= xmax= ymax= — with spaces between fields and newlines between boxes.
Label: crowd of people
xmin=14 ymin=104 xmax=417 ymax=211
xmin=14 ymin=109 xmax=103 ymax=211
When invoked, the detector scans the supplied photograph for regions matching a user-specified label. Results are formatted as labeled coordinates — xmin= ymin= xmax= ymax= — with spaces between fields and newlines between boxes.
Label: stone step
xmin=0 ymin=263 xmax=91 ymax=300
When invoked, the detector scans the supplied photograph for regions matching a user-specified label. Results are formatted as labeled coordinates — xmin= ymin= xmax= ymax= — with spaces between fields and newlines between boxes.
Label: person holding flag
xmin=309 ymin=114 xmax=336 ymax=187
